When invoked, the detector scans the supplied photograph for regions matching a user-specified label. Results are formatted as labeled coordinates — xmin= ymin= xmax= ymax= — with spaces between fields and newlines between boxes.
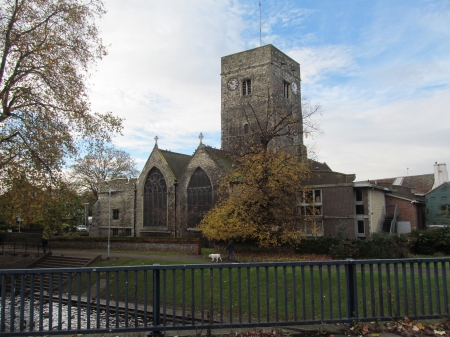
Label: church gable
xmin=175 ymin=144 xmax=228 ymax=235
xmin=136 ymin=145 xmax=181 ymax=235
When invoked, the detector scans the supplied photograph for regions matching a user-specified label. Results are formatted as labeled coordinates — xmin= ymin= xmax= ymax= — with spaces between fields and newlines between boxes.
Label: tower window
xmin=244 ymin=123 xmax=249 ymax=134
xmin=242 ymin=80 xmax=251 ymax=96
xmin=283 ymin=82 xmax=290 ymax=98
xmin=113 ymin=209 xmax=120 ymax=220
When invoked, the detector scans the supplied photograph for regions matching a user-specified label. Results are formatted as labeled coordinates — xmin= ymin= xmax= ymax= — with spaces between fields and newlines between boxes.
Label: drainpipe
xmin=368 ymin=189 xmax=372 ymax=235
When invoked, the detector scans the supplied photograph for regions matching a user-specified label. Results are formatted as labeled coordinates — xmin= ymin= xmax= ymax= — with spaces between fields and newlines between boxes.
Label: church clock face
xmin=291 ymin=82 xmax=298 ymax=94
xmin=227 ymin=77 xmax=239 ymax=91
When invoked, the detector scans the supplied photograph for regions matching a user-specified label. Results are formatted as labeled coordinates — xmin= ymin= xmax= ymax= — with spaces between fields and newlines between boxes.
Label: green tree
xmin=0 ymin=0 xmax=123 ymax=190
xmin=70 ymin=143 xmax=139 ymax=199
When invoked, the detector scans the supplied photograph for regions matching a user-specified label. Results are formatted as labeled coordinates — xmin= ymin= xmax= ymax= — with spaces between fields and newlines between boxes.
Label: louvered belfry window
xmin=242 ymin=79 xmax=251 ymax=96
xmin=144 ymin=167 xmax=167 ymax=227
xmin=187 ymin=167 xmax=212 ymax=227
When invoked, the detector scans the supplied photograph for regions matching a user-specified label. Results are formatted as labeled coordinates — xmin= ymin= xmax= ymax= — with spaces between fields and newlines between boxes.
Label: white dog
xmin=208 ymin=253 xmax=222 ymax=262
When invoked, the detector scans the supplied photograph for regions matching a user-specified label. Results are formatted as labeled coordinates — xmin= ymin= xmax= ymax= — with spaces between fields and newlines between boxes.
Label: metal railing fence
xmin=1 ymin=257 xmax=450 ymax=336
xmin=1 ymin=242 xmax=48 ymax=255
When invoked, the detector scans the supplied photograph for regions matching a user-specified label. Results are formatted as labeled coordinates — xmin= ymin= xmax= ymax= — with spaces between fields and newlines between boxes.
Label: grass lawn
xmin=68 ymin=254 xmax=450 ymax=322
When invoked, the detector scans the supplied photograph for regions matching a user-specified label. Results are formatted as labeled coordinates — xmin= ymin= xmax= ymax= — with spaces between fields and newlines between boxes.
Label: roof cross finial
xmin=199 ymin=132 xmax=204 ymax=145
xmin=154 ymin=135 xmax=159 ymax=145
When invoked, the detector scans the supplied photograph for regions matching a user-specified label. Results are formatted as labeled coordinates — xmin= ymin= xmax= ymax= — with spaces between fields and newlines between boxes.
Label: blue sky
xmin=89 ymin=0 xmax=450 ymax=181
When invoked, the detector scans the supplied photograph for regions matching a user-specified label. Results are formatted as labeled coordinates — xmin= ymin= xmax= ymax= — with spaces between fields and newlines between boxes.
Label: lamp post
xmin=108 ymin=189 xmax=115 ymax=260
xmin=84 ymin=203 xmax=89 ymax=228
xmin=17 ymin=217 xmax=22 ymax=233
xmin=174 ymin=180 xmax=178 ymax=237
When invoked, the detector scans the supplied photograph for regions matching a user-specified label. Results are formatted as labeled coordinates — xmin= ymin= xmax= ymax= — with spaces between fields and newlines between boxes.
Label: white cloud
xmin=288 ymin=46 xmax=355 ymax=84
xmin=90 ymin=0 xmax=247 ymax=156
xmin=86 ymin=0 xmax=450 ymax=180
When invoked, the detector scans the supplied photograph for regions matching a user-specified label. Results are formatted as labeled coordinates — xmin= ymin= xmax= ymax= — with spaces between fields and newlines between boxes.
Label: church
xmin=91 ymin=44 xmax=312 ymax=238
xmin=91 ymin=44 xmax=429 ymax=240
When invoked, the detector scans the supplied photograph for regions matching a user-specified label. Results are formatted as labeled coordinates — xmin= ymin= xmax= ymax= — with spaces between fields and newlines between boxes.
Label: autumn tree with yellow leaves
xmin=199 ymin=92 xmax=321 ymax=247
xmin=0 ymin=0 xmax=123 ymax=192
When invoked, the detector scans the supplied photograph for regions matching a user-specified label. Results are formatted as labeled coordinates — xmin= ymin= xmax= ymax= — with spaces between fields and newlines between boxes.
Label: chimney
xmin=432 ymin=162 xmax=449 ymax=189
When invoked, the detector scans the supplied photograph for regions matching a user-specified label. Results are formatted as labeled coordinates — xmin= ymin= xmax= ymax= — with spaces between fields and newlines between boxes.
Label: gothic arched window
xmin=144 ymin=167 xmax=167 ymax=227
xmin=187 ymin=167 xmax=212 ymax=227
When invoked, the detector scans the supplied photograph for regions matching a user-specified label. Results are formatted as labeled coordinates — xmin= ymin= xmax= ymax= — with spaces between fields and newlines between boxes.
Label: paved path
xmin=50 ymin=248 xmax=208 ymax=264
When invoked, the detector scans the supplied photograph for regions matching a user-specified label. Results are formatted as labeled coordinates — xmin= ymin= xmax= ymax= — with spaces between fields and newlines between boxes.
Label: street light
xmin=108 ymin=188 xmax=116 ymax=260
xmin=84 ymin=203 xmax=89 ymax=228
xmin=17 ymin=217 xmax=22 ymax=233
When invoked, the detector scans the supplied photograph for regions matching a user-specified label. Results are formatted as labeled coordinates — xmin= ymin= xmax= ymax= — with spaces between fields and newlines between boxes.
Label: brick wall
xmin=321 ymin=184 xmax=356 ymax=237
xmin=385 ymin=195 xmax=420 ymax=230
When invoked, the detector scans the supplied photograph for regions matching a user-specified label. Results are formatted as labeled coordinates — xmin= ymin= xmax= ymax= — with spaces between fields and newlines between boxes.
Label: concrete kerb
xmin=46 ymin=324 xmax=401 ymax=337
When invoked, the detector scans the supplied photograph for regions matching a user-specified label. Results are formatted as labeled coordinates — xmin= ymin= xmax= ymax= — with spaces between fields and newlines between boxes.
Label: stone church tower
xmin=221 ymin=44 xmax=306 ymax=158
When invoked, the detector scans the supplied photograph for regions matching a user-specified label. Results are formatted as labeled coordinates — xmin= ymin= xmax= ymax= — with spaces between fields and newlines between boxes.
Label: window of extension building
xmin=357 ymin=220 xmax=365 ymax=234
xmin=355 ymin=188 xmax=365 ymax=237
xmin=355 ymin=189 xmax=364 ymax=214
xmin=187 ymin=167 xmax=213 ymax=228
xmin=299 ymin=189 xmax=322 ymax=216
xmin=441 ymin=204 xmax=450 ymax=217
xmin=244 ymin=123 xmax=249 ymax=134
xmin=242 ymin=79 xmax=252 ymax=96
xmin=283 ymin=82 xmax=290 ymax=98
xmin=356 ymin=189 xmax=363 ymax=202
xmin=144 ymin=167 xmax=167 ymax=227
xmin=304 ymin=220 xmax=324 ymax=236
xmin=113 ymin=209 xmax=119 ymax=220
xmin=356 ymin=205 xmax=365 ymax=214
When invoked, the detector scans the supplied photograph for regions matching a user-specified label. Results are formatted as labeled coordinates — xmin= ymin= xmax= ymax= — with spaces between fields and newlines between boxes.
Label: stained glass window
xmin=144 ymin=167 xmax=167 ymax=227
xmin=187 ymin=167 xmax=212 ymax=227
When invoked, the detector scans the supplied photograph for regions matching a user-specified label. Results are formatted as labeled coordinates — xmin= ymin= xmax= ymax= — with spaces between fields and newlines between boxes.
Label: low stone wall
xmin=50 ymin=239 xmax=201 ymax=255
xmin=214 ymin=243 xmax=294 ymax=254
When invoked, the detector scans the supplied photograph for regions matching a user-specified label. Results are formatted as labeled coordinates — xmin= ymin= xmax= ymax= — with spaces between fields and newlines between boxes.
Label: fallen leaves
xmin=346 ymin=317 xmax=450 ymax=337
xmin=235 ymin=253 xmax=333 ymax=262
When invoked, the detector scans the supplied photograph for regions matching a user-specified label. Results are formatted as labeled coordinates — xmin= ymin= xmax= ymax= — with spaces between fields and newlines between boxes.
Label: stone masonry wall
xmin=221 ymin=45 xmax=302 ymax=156
xmin=91 ymin=178 xmax=137 ymax=237
xmin=136 ymin=147 xmax=177 ymax=236
xmin=177 ymin=145 xmax=225 ymax=237
xmin=50 ymin=239 xmax=201 ymax=255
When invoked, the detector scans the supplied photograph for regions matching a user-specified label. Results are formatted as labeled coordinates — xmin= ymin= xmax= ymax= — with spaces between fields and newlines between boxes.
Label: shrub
xmin=328 ymin=233 xmax=409 ymax=260
xmin=329 ymin=238 xmax=361 ymax=259
xmin=409 ymin=227 xmax=450 ymax=255
xmin=294 ymin=236 xmax=340 ymax=255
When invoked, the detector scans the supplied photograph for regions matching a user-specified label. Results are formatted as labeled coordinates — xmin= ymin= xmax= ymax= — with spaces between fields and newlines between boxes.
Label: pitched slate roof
xmin=425 ymin=181 xmax=450 ymax=195
xmin=203 ymin=146 xmax=234 ymax=172
xmin=158 ymin=149 xmax=192 ymax=179
xmin=308 ymin=160 xmax=332 ymax=171
xmin=368 ymin=174 xmax=434 ymax=195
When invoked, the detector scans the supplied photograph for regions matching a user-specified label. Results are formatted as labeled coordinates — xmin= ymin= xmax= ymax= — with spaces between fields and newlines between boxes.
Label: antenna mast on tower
xmin=259 ymin=1 xmax=262 ymax=46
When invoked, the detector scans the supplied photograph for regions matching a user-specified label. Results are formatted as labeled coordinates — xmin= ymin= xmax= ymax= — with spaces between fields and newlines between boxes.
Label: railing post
xmin=345 ymin=258 xmax=356 ymax=319
xmin=150 ymin=264 xmax=162 ymax=336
